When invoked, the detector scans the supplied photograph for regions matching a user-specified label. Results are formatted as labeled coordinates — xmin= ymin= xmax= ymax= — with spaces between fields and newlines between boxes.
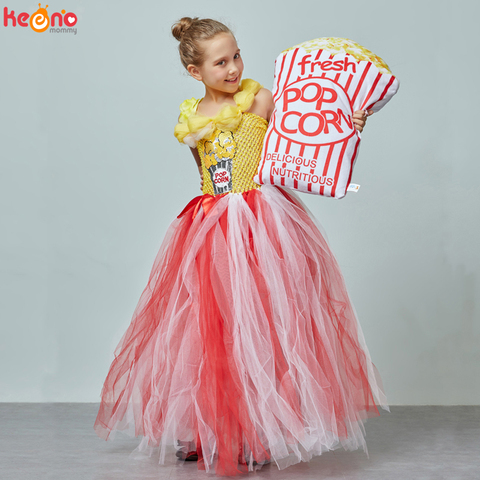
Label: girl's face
xmin=189 ymin=33 xmax=244 ymax=95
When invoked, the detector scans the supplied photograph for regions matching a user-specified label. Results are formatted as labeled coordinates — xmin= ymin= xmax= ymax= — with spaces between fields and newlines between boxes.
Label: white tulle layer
xmin=95 ymin=185 xmax=388 ymax=476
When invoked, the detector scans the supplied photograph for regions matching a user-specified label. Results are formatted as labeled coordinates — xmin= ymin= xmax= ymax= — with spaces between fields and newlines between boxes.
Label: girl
xmin=94 ymin=17 xmax=388 ymax=477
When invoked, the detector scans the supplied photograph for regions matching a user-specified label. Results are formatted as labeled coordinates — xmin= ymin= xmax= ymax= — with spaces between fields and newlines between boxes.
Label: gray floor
xmin=0 ymin=404 xmax=478 ymax=480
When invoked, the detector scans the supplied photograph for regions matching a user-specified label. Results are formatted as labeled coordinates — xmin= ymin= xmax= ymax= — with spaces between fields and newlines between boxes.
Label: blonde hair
xmin=171 ymin=17 xmax=234 ymax=69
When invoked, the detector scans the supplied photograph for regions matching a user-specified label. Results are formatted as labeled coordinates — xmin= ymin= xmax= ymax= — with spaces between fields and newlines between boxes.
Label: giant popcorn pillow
xmin=254 ymin=38 xmax=399 ymax=198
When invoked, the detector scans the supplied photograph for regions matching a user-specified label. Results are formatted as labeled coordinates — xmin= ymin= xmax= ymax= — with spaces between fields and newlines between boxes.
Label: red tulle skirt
xmin=94 ymin=185 xmax=388 ymax=476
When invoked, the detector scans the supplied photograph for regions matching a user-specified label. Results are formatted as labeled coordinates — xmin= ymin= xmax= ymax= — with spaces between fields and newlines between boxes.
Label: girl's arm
xmin=248 ymin=88 xmax=275 ymax=122
xmin=177 ymin=108 xmax=203 ymax=191
xmin=190 ymin=147 xmax=203 ymax=191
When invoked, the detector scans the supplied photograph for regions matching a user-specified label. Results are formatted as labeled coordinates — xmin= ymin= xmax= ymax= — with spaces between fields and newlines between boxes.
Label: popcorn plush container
xmin=254 ymin=38 xmax=399 ymax=198
xmin=204 ymin=130 xmax=236 ymax=195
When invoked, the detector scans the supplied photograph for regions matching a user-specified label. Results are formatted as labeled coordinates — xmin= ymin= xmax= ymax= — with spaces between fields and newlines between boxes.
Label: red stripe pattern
xmin=255 ymin=43 xmax=399 ymax=199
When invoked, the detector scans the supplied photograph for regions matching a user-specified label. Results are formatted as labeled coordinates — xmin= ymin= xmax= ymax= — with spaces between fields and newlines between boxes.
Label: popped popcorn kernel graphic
xmin=283 ymin=37 xmax=392 ymax=74
xmin=204 ymin=130 xmax=236 ymax=195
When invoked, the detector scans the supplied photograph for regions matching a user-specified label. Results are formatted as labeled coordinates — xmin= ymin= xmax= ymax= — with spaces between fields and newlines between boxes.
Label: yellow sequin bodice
xmin=198 ymin=112 xmax=268 ymax=196
xmin=174 ymin=79 xmax=268 ymax=196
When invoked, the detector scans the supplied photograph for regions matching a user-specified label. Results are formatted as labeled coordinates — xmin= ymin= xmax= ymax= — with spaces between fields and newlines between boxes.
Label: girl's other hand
xmin=352 ymin=109 xmax=374 ymax=133
xmin=198 ymin=165 xmax=204 ymax=191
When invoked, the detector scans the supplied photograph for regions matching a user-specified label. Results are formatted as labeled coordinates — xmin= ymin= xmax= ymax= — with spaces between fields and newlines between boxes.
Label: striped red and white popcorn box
xmin=254 ymin=38 xmax=399 ymax=198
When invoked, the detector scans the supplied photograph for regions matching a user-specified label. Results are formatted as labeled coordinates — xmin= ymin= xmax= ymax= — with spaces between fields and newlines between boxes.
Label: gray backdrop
xmin=1 ymin=0 xmax=478 ymax=405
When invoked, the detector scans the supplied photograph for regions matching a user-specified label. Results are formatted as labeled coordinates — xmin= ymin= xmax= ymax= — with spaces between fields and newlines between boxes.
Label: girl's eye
xmin=217 ymin=53 xmax=240 ymax=66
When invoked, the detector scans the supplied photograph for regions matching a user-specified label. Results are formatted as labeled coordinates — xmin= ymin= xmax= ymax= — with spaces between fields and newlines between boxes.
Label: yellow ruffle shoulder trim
xmin=174 ymin=79 xmax=262 ymax=148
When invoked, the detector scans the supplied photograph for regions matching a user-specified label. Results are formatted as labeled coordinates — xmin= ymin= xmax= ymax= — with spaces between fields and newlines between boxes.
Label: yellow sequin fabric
xmin=199 ymin=113 xmax=268 ymax=196
xmin=174 ymin=79 xmax=263 ymax=148
xmin=175 ymin=79 xmax=268 ymax=196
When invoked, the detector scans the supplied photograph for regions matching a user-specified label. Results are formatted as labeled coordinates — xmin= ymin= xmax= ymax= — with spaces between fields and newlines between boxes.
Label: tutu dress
xmin=94 ymin=79 xmax=388 ymax=476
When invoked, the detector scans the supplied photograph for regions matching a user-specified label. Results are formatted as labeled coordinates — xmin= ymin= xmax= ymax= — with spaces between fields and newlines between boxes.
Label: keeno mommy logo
xmin=3 ymin=4 xmax=78 ymax=34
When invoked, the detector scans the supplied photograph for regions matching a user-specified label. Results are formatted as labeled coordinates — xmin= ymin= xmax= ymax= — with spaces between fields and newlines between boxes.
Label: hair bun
xmin=172 ymin=17 xmax=197 ymax=41
xmin=171 ymin=17 xmax=233 ymax=69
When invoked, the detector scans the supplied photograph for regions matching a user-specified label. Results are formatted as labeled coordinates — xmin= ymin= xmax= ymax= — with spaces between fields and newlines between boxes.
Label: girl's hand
xmin=198 ymin=165 xmax=204 ymax=191
xmin=352 ymin=109 xmax=374 ymax=133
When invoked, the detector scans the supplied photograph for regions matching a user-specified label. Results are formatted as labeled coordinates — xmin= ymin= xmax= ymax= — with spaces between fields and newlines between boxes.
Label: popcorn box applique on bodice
xmin=198 ymin=113 xmax=268 ymax=196
xmin=173 ymin=79 xmax=267 ymax=196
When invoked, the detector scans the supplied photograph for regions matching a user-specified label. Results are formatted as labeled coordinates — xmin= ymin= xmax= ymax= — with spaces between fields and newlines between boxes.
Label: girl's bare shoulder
xmin=248 ymin=87 xmax=275 ymax=122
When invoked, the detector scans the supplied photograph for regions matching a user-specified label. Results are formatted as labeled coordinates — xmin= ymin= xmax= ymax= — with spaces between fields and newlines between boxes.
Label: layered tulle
xmin=94 ymin=185 xmax=388 ymax=476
